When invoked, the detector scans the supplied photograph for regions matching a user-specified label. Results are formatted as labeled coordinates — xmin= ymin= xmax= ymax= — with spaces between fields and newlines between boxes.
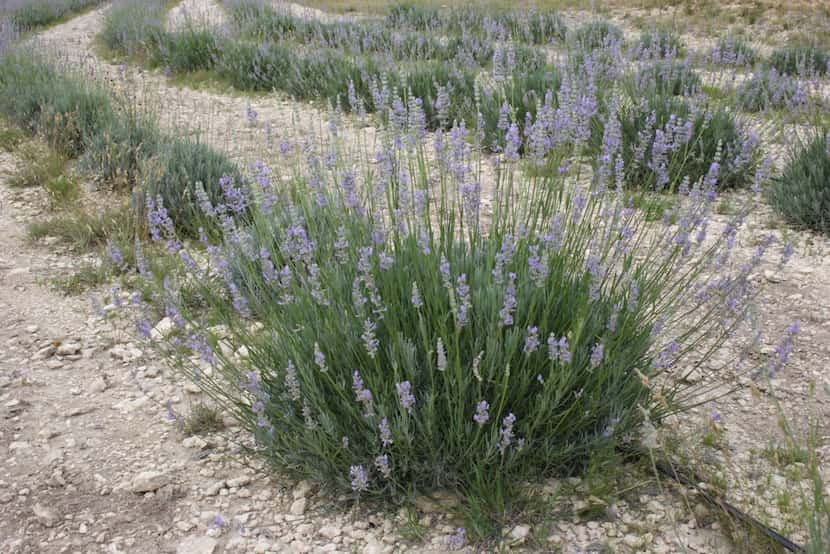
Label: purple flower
xmin=528 ymin=246 xmax=549 ymax=287
xmin=187 ymin=333 xmax=216 ymax=368
xmin=379 ymin=251 xmax=394 ymax=270
xmin=209 ymin=515 xmax=226 ymax=531
xmin=651 ymin=317 xmax=666 ymax=337
xmin=455 ymin=274 xmax=471 ymax=328
xmin=352 ymin=370 xmax=373 ymax=406
xmin=146 ymin=195 xmax=177 ymax=250
xmin=396 ymin=381 xmax=416 ymax=413
xmin=219 ymin=175 xmax=247 ymax=214
xmin=436 ymin=338 xmax=447 ymax=371
xmin=654 ymin=341 xmax=679 ymax=370
xmin=558 ymin=337 xmax=571 ymax=364
xmin=285 ymin=361 xmax=301 ymax=401
xmin=417 ymin=230 xmax=431 ymax=254
xmin=499 ymin=413 xmax=517 ymax=454
xmin=375 ymin=454 xmax=391 ymax=479
xmin=136 ymin=319 xmax=152 ymax=340
xmin=349 ymin=465 xmax=369 ymax=493
xmin=229 ymin=283 xmax=250 ymax=318
xmin=524 ymin=327 xmax=540 ymax=355
xmin=547 ymin=333 xmax=559 ymax=361
xmin=378 ymin=417 xmax=393 ymax=447
xmin=411 ymin=281 xmax=423 ymax=308
xmin=498 ymin=272 xmax=518 ymax=327
xmin=106 ymin=241 xmax=124 ymax=267
xmin=497 ymin=101 xmax=510 ymax=131
xmin=314 ymin=343 xmax=327 ymax=372
xmin=362 ymin=319 xmax=379 ymax=359
xmin=504 ymin=123 xmax=521 ymax=162
xmin=473 ymin=400 xmax=489 ymax=426
xmin=590 ymin=343 xmax=605 ymax=369
xmin=447 ymin=528 xmax=466 ymax=550
xmin=439 ymin=255 xmax=451 ymax=288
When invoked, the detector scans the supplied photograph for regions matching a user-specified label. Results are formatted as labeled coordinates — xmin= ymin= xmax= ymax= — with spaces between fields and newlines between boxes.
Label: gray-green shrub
xmin=767 ymin=132 xmax=830 ymax=234
xmin=633 ymin=60 xmax=701 ymax=97
xmin=735 ymin=69 xmax=802 ymax=112
xmin=131 ymin=102 xmax=773 ymax=537
xmin=766 ymin=45 xmax=828 ymax=76
xmin=595 ymin=94 xmax=760 ymax=191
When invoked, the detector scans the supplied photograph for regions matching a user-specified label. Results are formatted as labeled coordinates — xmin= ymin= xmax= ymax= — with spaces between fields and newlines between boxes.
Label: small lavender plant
xmin=735 ymin=68 xmax=803 ymax=113
xmin=767 ymin=131 xmax=830 ymax=234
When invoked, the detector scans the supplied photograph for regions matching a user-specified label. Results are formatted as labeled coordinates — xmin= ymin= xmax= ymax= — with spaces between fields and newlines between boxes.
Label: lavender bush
xmin=129 ymin=87 xmax=778 ymax=533
xmin=633 ymin=60 xmax=701 ymax=97
xmin=595 ymin=94 xmax=761 ymax=191
xmin=100 ymin=0 xmax=166 ymax=58
xmin=0 ymin=51 xmax=116 ymax=157
xmin=735 ymin=68 xmax=803 ymax=112
xmin=1 ymin=0 xmax=106 ymax=31
xmin=572 ymin=21 xmax=624 ymax=53
xmin=631 ymin=28 xmax=685 ymax=60
xmin=767 ymin=131 xmax=830 ymax=234
xmin=708 ymin=35 xmax=757 ymax=67
xmin=766 ymin=45 xmax=828 ymax=77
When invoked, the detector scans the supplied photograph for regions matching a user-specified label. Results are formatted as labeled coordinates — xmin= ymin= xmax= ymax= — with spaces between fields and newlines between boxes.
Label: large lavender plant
xmin=129 ymin=84 xmax=782 ymax=531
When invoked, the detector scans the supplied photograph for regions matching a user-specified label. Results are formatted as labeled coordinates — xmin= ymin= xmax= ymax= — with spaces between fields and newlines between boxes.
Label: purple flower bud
xmin=590 ymin=343 xmax=605 ymax=369
xmin=498 ymin=272 xmax=518 ymax=327
xmin=396 ymin=381 xmax=416 ymax=413
xmin=447 ymin=528 xmax=466 ymax=550
xmin=314 ymin=343 xmax=327 ymax=372
xmin=349 ymin=465 xmax=369 ymax=493
xmin=436 ymin=338 xmax=447 ymax=371
xmin=362 ymin=319 xmax=379 ymax=358
xmin=524 ymin=327 xmax=540 ymax=355
xmin=411 ymin=281 xmax=424 ymax=308
xmin=379 ymin=417 xmax=393 ymax=447
xmin=499 ymin=413 xmax=517 ymax=454
xmin=375 ymin=454 xmax=391 ymax=478
xmin=473 ymin=400 xmax=490 ymax=426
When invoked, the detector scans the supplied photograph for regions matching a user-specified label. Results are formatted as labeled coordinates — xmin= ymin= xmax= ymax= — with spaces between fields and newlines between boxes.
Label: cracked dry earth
xmin=2 ymin=1 xmax=830 ymax=554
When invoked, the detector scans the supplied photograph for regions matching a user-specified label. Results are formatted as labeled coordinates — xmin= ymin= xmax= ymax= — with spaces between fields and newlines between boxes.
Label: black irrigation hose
xmin=631 ymin=447 xmax=806 ymax=553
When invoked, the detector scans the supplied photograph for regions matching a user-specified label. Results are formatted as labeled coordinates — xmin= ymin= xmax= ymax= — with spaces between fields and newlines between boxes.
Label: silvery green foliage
xmin=132 ymin=88 xmax=780 ymax=527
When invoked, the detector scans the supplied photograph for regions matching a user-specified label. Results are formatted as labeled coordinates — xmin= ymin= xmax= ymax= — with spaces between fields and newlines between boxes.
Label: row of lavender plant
xmin=223 ymin=0 xmax=499 ymax=67
xmin=0 ymin=45 xmax=240 ymax=240
xmin=0 ymin=0 xmax=106 ymax=32
xmin=384 ymin=2 xmax=568 ymax=45
xmin=102 ymin=0 xmax=767 ymax=194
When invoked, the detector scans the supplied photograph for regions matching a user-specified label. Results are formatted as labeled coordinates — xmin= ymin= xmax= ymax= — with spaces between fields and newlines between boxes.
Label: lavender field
xmin=0 ymin=1 xmax=829 ymax=553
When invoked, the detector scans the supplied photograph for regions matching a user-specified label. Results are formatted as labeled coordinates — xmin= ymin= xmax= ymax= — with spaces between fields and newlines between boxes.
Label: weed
xmin=27 ymin=206 xmax=134 ymax=251
xmin=0 ymin=121 xmax=24 ymax=151
xmin=182 ymin=402 xmax=224 ymax=436
xmin=10 ymin=141 xmax=67 ymax=189
xmin=52 ymin=261 xmax=111 ymax=295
